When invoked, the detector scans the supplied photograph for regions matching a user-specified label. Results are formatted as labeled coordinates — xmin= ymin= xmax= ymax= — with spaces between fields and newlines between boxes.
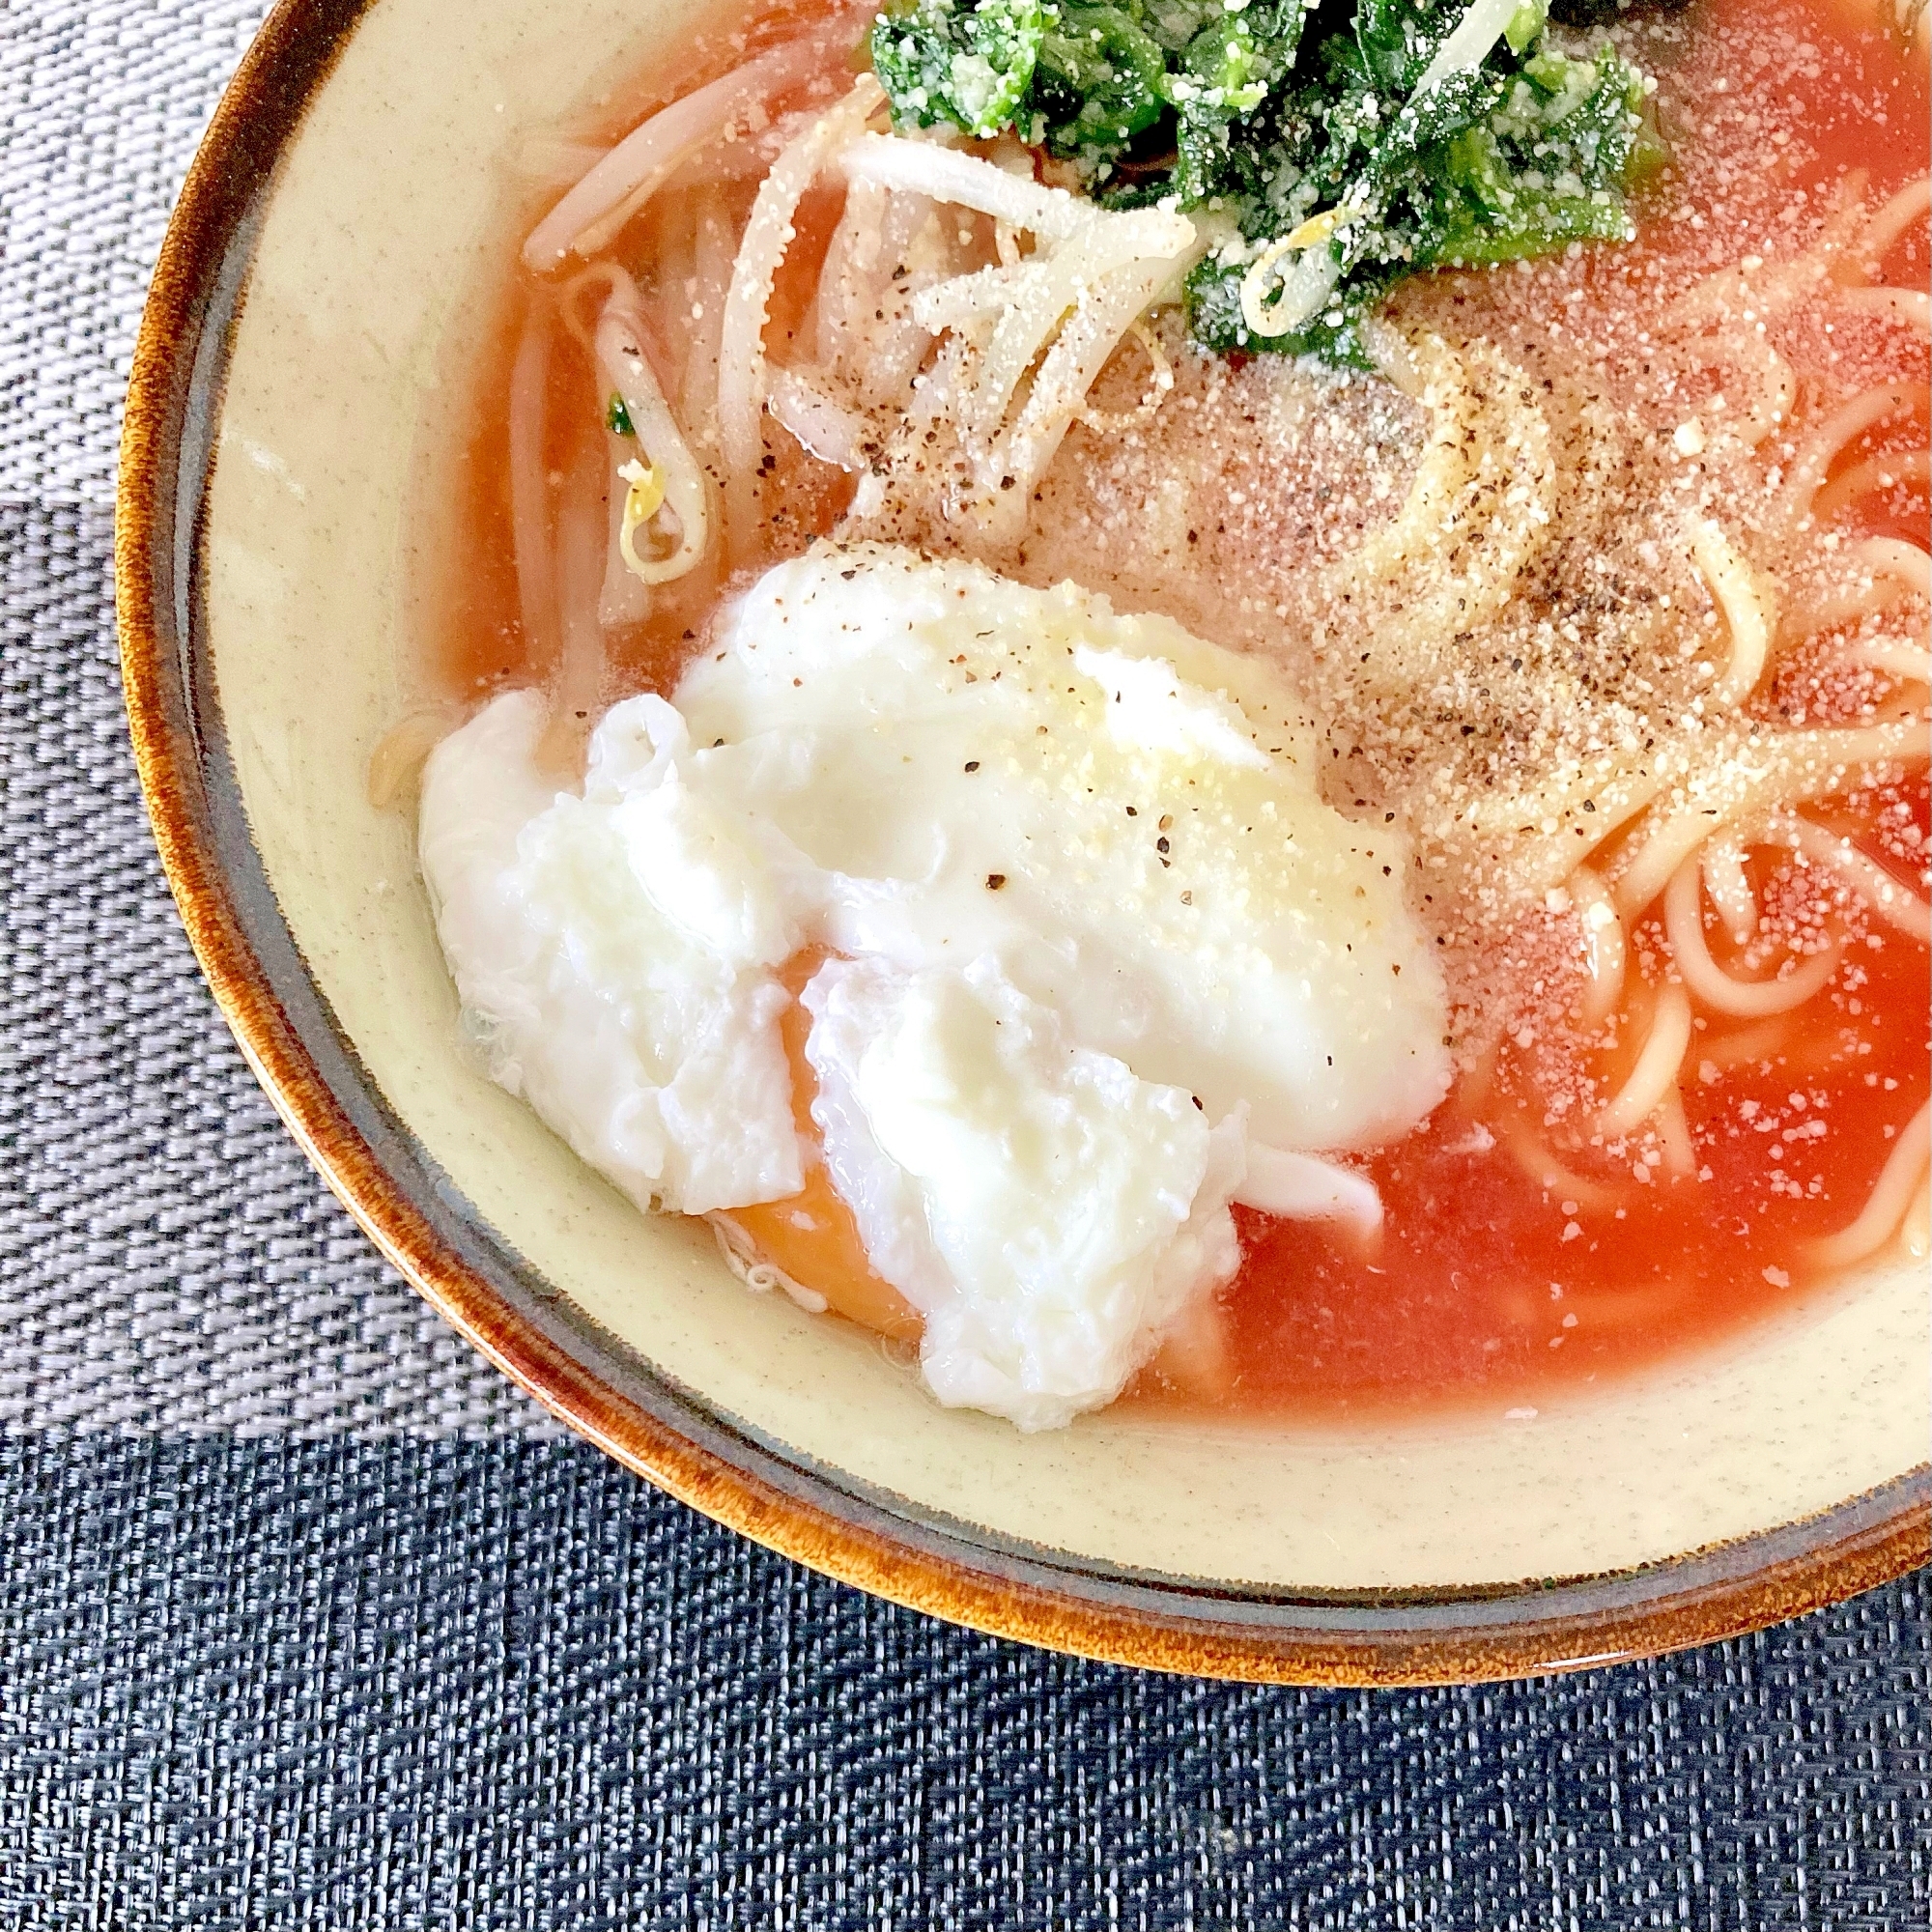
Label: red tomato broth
xmin=1731 ymin=0 xmax=1928 ymax=554
xmin=1149 ymin=893 xmax=1929 ymax=1422
xmin=1132 ymin=0 xmax=1932 ymax=1419
xmin=416 ymin=0 xmax=1930 ymax=1423
xmin=433 ymin=243 xmax=851 ymax=711
xmin=422 ymin=6 xmax=868 ymax=706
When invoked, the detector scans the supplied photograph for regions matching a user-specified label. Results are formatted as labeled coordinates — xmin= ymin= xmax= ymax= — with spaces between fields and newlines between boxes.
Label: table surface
xmin=1 ymin=2 xmax=1926 ymax=1925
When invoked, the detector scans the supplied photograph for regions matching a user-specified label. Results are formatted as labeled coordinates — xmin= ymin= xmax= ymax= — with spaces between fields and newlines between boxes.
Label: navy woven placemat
xmin=1 ymin=1434 xmax=1926 ymax=1929
xmin=1 ymin=1 xmax=1927 ymax=1924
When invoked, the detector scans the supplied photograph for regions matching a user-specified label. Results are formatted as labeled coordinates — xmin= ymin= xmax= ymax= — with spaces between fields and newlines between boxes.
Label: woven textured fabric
xmin=2 ymin=1434 xmax=1928 ymax=1932
xmin=0 ymin=0 xmax=554 ymax=1435
xmin=0 ymin=0 xmax=264 ymax=506
xmin=0 ymin=0 xmax=1927 ymax=1922
xmin=1 ymin=497 xmax=556 ymax=1435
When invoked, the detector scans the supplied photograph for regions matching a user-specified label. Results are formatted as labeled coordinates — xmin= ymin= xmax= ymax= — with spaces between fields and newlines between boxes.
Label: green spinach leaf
xmin=868 ymin=0 xmax=1660 ymax=363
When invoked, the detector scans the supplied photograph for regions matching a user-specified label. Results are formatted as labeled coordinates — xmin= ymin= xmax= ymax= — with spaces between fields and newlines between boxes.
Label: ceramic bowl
xmin=117 ymin=0 xmax=1930 ymax=1682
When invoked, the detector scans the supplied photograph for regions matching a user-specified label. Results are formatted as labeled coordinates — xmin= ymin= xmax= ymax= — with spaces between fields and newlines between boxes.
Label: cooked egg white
xmin=418 ymin=689 xmax=806 ymax=1215
xmin=418 ymin=543 xmax=1452 ymax=1428
xmin=679 ymin=543 xmax=1448 ymax=1150
xmin=804 ymin=955 xmax=1246 ymax=1431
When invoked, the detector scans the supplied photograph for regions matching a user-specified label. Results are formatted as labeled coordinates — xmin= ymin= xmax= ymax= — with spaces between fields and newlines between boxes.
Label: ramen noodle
xmin=405 ymin=0 xmax=1929 ymax=1427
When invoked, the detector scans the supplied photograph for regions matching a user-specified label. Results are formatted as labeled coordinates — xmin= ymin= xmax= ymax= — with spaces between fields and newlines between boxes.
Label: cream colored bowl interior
xmin=201 ymin=0 xmax=1928 ymax=1591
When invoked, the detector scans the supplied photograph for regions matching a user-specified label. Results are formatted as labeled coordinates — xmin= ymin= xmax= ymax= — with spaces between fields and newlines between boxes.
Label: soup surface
xmin=409 ymin=0 xmax=1929 ymax=1425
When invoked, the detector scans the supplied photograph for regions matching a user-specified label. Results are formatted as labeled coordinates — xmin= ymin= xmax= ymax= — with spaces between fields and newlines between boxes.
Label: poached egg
xmin=418 ymin=544 xmax=1451 ymax=1428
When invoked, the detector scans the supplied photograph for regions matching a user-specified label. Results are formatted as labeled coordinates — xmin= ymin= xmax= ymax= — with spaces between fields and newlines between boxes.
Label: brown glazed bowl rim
xmin=115 ymin=0 xmax=1929 ymax=1684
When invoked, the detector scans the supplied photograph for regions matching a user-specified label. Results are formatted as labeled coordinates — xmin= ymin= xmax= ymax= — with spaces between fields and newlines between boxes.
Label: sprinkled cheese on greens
xmin=867 ymin=0 xmax=1660 ymax=364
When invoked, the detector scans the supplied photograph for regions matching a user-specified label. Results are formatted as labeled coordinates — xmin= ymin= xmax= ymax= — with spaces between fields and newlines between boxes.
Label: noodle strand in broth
xmin=412 ymin=0 xmax=1931 ymax=1419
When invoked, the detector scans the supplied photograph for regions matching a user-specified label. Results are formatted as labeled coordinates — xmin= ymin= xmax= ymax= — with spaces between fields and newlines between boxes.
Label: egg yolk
xmin=721 ymin=953 xmax=923 ymax=1344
